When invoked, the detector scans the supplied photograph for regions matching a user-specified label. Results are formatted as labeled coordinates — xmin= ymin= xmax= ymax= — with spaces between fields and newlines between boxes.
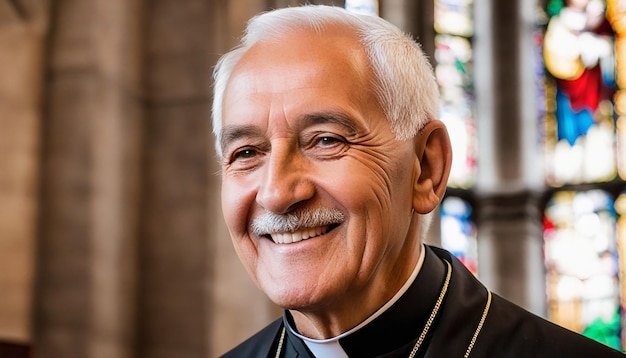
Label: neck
xmin=282 ymin=245 xmax=451 ymax=357
xmin=290 ymin=218 xmax=424 ymax=339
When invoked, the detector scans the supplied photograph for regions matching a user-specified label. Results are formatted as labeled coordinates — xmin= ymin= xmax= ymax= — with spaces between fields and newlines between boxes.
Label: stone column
xmin=0 ymin=0 xmax=49 ymax=349
xmin=473 ymin=0 xmax=546 ymax=315
xmin=34 ymin=0 xmax=144 ymax=357
xmin=381 ymin=0 xmax=435 ymax=65
xmin=137 ymin=0 xmax=217 ymax=356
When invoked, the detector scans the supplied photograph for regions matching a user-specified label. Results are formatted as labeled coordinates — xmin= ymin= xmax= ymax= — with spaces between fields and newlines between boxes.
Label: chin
xmin=262 ymin=281 xmax=326 ymax=311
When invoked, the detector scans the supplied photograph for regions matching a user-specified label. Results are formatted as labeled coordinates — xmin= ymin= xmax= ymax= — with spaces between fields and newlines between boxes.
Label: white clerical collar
xmin=287 ymin=244 xmax=427 ymax=358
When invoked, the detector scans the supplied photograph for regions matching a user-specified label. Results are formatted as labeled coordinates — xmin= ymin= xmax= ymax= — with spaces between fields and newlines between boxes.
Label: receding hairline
xmin=222 ymin=23 xmax=380 ymax=113
xmin=233 ymin=21 xmax=372 ymax=76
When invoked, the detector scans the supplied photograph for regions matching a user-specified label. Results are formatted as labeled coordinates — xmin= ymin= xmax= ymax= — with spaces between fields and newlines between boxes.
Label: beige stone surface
xmin=0 ymin=107 xmax=38 ymax=343
xmin=34 ymin=0 xmax=143 ymax=357
xmin=0 ymin=1 xmax=21 ymax=27
xmin=88 ymin=83 xmax=142 ymax=358
xmin=0 ymin=9 xmax=46 ymax=343
xmin=36 ymin=70 xmax=98 ymax=358
xmin=139 ymin=102 xmax=212 ymax=357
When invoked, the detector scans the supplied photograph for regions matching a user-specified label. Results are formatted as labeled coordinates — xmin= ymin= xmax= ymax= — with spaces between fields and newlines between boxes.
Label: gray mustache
xmin=251 ymin=208 xmax=345 ymax=235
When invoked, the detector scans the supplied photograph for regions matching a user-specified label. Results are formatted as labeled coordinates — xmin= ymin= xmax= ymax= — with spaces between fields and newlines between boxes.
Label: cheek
xmin=339 ymin=155 xmax=406 ymax=211
xmin=220 ymin=177 xmax=257 ymax=236
xmin=336 ymin=151 xmax=414 ymax=234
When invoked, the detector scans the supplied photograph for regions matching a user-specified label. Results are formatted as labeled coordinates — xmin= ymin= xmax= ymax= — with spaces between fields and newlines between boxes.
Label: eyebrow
xmin=299 ymin=111 xmax=359 ymax=136
xmin=220 ymin=125 xmax=263 ymax=154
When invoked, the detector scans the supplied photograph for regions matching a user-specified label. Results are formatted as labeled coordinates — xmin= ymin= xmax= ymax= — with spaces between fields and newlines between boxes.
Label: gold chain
xmin=273 ymin=259 xmax=491 ymax=357
xmin=407 ymin=260 xmax=452 ymax=358
xmin=464 ymin=289 xmax=492 ymax=358
xmin=274 ymin=325 xmax=286 ymax=358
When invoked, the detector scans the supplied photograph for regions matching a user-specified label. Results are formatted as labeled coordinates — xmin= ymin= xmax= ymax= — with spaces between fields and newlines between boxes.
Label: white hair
xmin=211 ymin=5 xmax=439 ymax=158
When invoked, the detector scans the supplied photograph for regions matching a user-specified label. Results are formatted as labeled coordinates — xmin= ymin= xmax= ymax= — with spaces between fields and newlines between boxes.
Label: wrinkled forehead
xmin=222 ymin=25 xmax=375 ymax=111
xmin=239 ymin=24 xmax=369 ymax=79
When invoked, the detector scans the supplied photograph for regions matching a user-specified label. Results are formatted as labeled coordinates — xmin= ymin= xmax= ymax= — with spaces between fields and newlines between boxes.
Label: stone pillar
xmin=0 ymin=0 xmax=49 ymax=349
xmin=137 ymin=1 xmax=216 ymax=356
xmin=34 ymin=0 xmax=144 ymax=357
xmin=380 ymin=0 xmax=435 ymax=65
xmin=473 ymin=0 xmax=546 ymax=315
xmin=477 ymin=192 xmax=546 ymax=314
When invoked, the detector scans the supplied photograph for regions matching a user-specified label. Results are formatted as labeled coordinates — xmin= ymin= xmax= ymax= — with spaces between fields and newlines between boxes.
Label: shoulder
xmin=427 ymin=246 xmax=623 ymax=357
xmin=475 ymin=294 xmax=623 ymax=357
xmin=220 ymin=318 xmax=283 ymax=358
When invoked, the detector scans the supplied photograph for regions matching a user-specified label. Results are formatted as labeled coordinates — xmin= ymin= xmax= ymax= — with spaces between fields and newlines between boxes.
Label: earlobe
xmin=412 ymin=120 xmax=453 ymax=214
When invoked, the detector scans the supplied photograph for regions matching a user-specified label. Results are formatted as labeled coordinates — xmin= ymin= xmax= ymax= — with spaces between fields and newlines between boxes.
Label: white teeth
xmin=270 ymin=226 xmax=331 ymax=244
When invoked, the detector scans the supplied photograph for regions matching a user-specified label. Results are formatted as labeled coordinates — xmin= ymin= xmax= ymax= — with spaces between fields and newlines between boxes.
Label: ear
xmin=412 ymin=120 xmax=453 ymax=214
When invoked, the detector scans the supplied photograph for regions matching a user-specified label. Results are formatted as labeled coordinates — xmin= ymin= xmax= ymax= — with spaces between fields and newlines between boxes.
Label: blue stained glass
xmin=441 ymin=197 xmax=478 ymax=275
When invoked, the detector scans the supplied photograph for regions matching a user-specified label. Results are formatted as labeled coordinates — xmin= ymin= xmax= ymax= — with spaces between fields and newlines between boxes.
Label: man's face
xmin=219 ymin=28 xmax=422 ymax=313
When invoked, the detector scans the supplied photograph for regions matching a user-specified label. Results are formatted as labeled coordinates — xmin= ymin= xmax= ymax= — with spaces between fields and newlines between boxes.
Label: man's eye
xmin=317 ymin=136 xmax=342 ymax=147
xmin=231 ymin=148 xmax=258 ymax=162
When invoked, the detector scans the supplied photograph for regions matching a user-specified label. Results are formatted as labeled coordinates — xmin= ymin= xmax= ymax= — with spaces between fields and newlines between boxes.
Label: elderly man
xmin=212 ymin=5 xmax=622 ymax=358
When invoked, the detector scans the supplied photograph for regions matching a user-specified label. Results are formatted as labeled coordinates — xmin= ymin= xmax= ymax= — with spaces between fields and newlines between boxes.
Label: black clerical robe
xmin=221 ymin=245 xmax=624 ymax=357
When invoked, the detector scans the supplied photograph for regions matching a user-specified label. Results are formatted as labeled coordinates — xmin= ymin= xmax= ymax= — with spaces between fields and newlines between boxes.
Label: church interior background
xmin=0 ymin=0 xmax=625 ymax=356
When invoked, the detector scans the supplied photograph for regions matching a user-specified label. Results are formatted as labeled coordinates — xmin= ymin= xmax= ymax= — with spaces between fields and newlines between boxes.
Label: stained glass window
xmin=542 ymin=0 xmax=619 ymax=186
xmin=541 ymin=1 xmax=626 ymax=349
xmin=544 ymin=190 xmax=622 ymax=350
xmin=610 ymin=1 xmax=626 ymax=177
xmin=435 ymin=0 xmax=476 ymax=188
xmin=344 ymin=0 xmax=379 ymax=16
xmin=434 ymin=0 xmax=474 ymax=37
xmin=435 ymin=0 xmax=477 ymax=274
xmin=441 ymin=197 xmax=478 ymax=275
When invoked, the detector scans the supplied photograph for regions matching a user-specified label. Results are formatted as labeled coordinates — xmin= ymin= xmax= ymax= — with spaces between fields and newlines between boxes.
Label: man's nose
xmin=256 ymin=146 xmax=315 ymax=214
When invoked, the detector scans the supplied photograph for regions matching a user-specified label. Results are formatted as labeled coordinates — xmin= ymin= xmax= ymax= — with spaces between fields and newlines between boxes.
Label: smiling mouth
xmin=264 ymin=224 xmax=339 ymax=244
xmin=252 ymin=208 xmax=345 ymax=244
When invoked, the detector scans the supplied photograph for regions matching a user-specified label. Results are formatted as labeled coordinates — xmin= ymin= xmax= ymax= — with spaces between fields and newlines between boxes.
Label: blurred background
xmin=0 ymin=0 xmax=625 ymax=356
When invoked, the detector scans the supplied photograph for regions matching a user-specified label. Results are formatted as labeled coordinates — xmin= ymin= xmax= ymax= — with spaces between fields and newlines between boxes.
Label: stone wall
xmin=0 ymin=0 xmax=48 ymax=349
